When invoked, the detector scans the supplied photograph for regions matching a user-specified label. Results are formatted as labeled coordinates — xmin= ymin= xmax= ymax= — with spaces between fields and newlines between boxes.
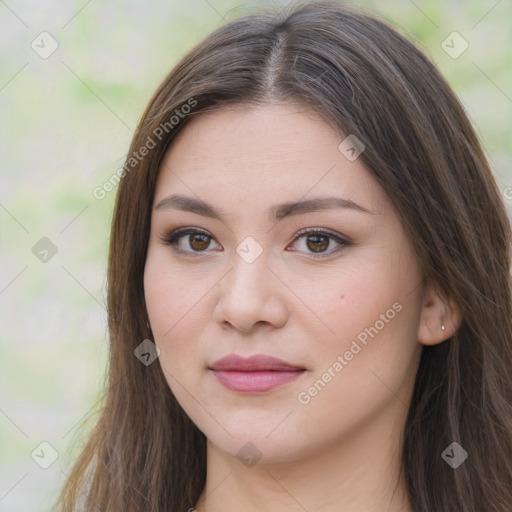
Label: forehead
xmin=154 ymin=103 xmax=388 ymax=218
xmin=166 ymin=103 xmax=341 ymax=163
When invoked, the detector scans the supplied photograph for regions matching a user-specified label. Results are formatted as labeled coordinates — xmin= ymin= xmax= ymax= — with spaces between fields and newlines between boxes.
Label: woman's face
xmin=144 ymin=103 xmax=426 ymax=464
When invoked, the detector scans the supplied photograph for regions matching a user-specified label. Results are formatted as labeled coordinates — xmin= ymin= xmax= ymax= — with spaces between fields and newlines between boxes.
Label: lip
xmin=210 ymin=354 xmax=304 ymax=372
xmin=209 ymin=354 xmax=306 ymax=393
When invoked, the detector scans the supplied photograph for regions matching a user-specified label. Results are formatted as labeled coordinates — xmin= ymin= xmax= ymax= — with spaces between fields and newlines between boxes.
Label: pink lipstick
xmin=209 ymin=354 xmax=306 ymax=393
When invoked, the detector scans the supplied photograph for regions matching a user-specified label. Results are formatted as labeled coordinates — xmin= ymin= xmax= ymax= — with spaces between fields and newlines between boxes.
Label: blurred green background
xmin=0 ymin=0 xmax=510 ymax=510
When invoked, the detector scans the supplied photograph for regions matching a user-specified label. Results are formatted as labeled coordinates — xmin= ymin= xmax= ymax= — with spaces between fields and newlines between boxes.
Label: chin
xmin=213 ymin=435 xmax=305 ymax=466
xmin=200 ymin=417 xmax=312 ymax=465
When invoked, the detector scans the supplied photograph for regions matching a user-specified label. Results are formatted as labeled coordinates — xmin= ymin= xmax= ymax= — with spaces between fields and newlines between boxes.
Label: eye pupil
xmin=189 ymin=234 xmax=210 ymax=251
xmin=306 ymin=234 xmax=329 ymax=253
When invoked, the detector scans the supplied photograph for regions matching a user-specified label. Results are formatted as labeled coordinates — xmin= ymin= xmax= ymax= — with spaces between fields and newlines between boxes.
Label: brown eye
xmin=162 ymin=228 xmax=220 ymax=256
xmin=290 ymin=228 xmax=350 ymax=258
xmin=305 ymin=234 xmax=330 ymax=253
xmin=188 ymin=233 xmax=211 ymax=251
xmin=162 ymin=227 xmax=350 ymax=259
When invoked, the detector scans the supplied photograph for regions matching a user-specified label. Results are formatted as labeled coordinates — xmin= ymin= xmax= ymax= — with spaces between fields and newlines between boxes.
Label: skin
xmin=143 ymin=103 xmax=460 ymax=512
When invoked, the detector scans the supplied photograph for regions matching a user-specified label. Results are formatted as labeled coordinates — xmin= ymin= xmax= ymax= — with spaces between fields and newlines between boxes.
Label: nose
xmin=212 ymin=250 xmax=289 ymax=333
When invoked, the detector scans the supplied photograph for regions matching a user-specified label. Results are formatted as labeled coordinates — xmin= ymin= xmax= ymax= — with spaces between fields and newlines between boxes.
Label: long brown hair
xmin=53 ymin=1 xmax=512 ymax=510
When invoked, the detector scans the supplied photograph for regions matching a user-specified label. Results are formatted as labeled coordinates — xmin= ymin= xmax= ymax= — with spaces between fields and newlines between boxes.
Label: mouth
xmin=209 ymin=354 xmax=306 ymax=393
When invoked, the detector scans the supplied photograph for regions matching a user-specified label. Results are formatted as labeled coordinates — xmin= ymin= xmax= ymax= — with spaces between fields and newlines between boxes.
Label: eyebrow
xmin=154 ymin=194 xmax=372 ymax=222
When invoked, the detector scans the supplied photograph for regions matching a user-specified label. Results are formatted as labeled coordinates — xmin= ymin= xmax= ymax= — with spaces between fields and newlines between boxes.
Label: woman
xmin=53 ymin=1 xmax=512 ymax=511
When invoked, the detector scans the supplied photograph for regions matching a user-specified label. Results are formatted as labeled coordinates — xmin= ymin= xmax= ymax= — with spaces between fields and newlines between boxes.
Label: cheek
xmin=144 ymin=266 xmax=205 ymax=407
xmin=305 ymin=247 xmax=421 ymax=377
xmin=143 ymin=258 xmax=204 ymax=372
xmin=144 ymin=253 xmax=199 ymax=335
xmin=294 ymin=294 xmax=420 ymax=447
xmin=309 ymin=268 xmax=402 ymax=342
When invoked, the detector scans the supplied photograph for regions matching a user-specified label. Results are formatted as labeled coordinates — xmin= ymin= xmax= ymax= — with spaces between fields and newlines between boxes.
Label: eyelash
xmin=159 ymin=227 xmax=351 ymax=259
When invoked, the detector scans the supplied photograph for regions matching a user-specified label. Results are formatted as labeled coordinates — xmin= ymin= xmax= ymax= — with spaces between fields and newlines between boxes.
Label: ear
xmin=417 ymin=282 xmax=462 ymax=346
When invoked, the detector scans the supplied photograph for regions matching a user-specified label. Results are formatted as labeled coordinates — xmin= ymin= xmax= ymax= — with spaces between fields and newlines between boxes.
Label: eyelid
xmin=293 ymin=227 xmax=351 ymax=245
xmin=158 ymin=227 xmax=220 ymax=257
xmin=159 ymin=226 xmax=351 ymax=258
xmin=290 ymin=227 xmax=351 ymax=258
